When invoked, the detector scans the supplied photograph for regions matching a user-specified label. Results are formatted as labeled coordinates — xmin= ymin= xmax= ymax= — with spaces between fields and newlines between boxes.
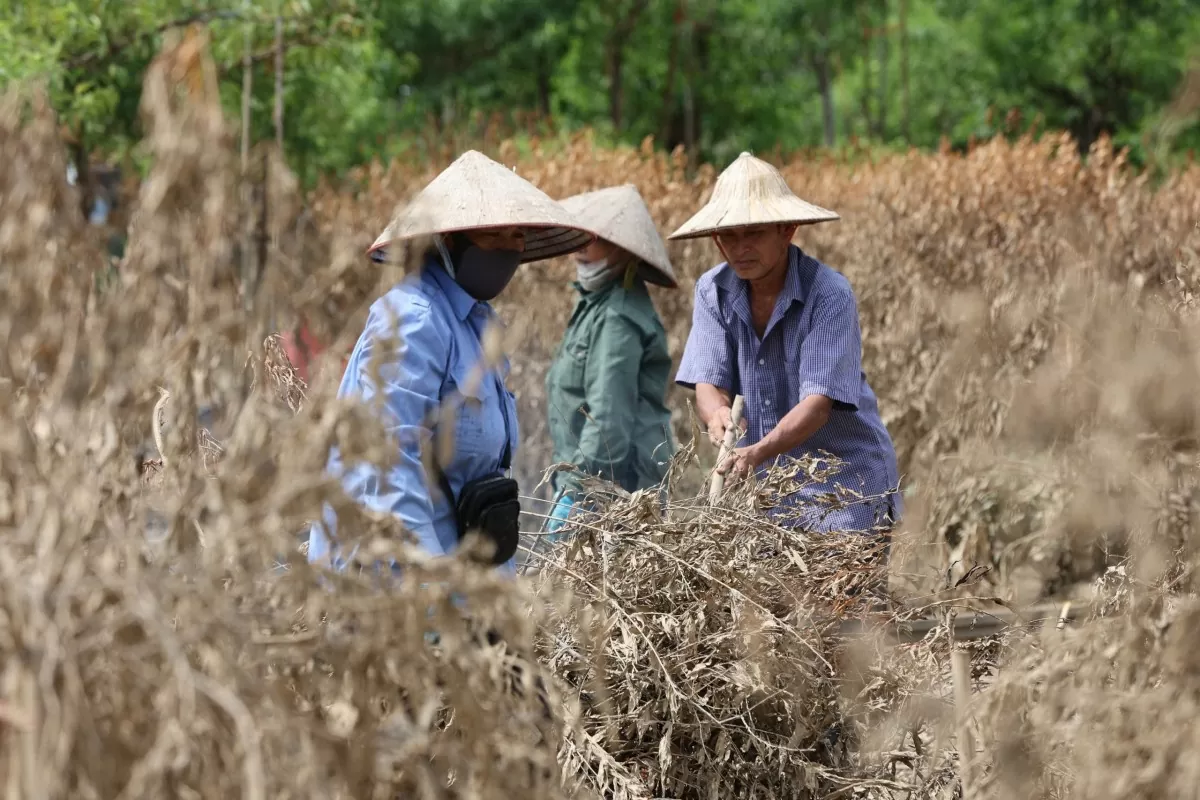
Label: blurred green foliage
xmin=2 ymin=0 xmax=1198 ymax=185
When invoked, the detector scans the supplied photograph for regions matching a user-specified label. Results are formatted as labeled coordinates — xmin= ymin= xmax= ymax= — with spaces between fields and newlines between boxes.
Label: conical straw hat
xmin=668 ymin=151 xmax=839 ymax=240
xmin=367 ymin=150 xmax=597 ymax=263
xmin=558 ymin=184 xmax=678 ymax=288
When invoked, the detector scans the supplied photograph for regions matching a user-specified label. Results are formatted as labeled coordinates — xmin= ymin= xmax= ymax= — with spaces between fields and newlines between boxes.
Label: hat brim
xmin=667 ymin=215 xmax=840 ymax=240
xmin=635 ymin=261 xmax=679 ymax=289
xmin=366 ymin=150 xmax=599 ymax=264
xmin=367 ymin=224 xmax=594 ymax=264
xmin=667 ymin=201 xmax=841 ymax=240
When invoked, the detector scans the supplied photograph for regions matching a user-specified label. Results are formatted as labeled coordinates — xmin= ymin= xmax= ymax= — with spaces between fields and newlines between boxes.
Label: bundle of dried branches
xmin=531 ymin=455 xmax=928 ymax=799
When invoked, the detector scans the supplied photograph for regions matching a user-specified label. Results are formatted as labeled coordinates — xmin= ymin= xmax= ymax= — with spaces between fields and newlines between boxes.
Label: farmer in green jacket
xmin=543 ymin=184 xmax=679 ymax=540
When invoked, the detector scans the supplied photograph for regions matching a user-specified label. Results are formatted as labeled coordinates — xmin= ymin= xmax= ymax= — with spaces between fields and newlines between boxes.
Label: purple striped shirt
xmin=676 ymin=245 xmax=901 ymax=532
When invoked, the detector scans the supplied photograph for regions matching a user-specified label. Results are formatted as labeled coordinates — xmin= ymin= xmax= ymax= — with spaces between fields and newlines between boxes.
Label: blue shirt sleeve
xmin=675 ymin=276 xmax=735 ymax=392
xmin=798 ymin=287 xmax=862 ymax=410
xmin=336 ymin=295 xmax=450 ymax=556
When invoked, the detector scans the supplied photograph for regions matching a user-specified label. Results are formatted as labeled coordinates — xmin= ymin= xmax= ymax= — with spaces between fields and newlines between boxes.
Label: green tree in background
xmin=1 ymin=0 xmax=1197 ymax=186
xmin=936 ymin=0 xmax=1200 ymax=155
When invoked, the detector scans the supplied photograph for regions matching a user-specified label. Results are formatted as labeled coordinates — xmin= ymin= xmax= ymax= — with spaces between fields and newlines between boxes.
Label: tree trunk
xmin=685 ymin=14 xmax=715 ymax=166
xmin=69 ymin=133 xmax=93 ymax=224
xmin=241 ymin=14 xmax=252 ymax=169
xmin=535 ymin=60 xmax=552 ymax=119
xmin=859 ymin=7 xmax=873 ymax=137
xmin=899 ymin=0 xmax=911 ymax=141
xmin=658 ymin=0 xmax=684 ymax=146
xmin=877 ymin=0 xmax=889 ymax=139
xmin=607 ymin=0 xmax=649 ymax=134
xmin=682 ymin=76 xmax=695 ymax=159
xmin=814 ymin=54 xmax=837 ymax=148
xmin=273 ymin=14 xmax=284 ymax=151
xmin=608 ymin=40 xmax=624 ymax=131
xmin=240 ymin=10 xmax=255 ymax=322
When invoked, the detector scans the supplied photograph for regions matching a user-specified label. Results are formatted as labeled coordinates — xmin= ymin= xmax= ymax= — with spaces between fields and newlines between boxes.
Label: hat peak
xmin=366 ymin=148 xmax=597 ymax=262
xmin=666 ymin=148 xmax=839 ymax=240
xmin=557 ymin=183 xmax=677 ymax=288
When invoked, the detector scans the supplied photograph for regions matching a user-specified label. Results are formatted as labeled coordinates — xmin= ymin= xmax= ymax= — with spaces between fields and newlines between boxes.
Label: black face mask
xmin=451 ymin=244 xmax=522 ymax=302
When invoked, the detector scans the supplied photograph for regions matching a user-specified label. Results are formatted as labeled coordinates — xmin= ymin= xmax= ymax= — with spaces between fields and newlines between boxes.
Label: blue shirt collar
xmin=424 ymin=256 xmax=484 ymax=322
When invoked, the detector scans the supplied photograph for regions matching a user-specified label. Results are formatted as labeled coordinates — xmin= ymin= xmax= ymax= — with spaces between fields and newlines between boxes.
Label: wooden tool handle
xmin=708 ymin=394 xmax=745 ymax=505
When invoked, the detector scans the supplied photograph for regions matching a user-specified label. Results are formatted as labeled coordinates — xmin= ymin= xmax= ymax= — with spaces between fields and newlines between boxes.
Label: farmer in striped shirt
xmin=671 ymin=152 xmax=901 ymax=535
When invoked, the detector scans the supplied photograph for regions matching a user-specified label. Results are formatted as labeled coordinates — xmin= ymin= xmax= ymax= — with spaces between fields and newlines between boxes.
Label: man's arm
xmin=675 ymin=278 xmax=740 ymax=443
xmin=745 ymin=394 xmax=832 ymax=460
xmin=695 ymin=382 xmax=746 ymax=446
xmin=695 ymin=383 xmax=731 ymax=428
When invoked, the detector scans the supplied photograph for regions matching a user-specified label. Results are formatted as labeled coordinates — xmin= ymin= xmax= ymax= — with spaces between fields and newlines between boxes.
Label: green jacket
xmin=546 ymin=274 xmax=676 ymax=496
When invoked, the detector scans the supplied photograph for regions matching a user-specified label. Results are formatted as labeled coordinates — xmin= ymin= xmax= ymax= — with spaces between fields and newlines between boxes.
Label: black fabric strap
xmin=494 ymin=366 xmax=513 ymax=471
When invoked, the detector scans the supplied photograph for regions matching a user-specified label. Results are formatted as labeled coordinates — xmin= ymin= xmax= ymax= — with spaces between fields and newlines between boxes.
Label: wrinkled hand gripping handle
xmin=708 ymin=394 xmax=745 ymax=505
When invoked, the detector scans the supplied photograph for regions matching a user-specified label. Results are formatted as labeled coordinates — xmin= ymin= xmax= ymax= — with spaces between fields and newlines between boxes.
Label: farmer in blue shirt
xmin=307 ymin=150 xmax=597 ymax=575
xmin=671 ymin=152 xmax=901 ymax=535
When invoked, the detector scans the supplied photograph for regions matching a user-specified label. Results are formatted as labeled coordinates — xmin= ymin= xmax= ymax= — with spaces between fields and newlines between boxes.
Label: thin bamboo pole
xmin=951 ymin=637 xmax=975 ymax=799
xmin=708 ymin=394 xmax=745 ymax=504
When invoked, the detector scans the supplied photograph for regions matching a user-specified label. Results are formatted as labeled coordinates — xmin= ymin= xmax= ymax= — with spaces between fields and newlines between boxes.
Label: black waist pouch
xmin=432 ymin=374 xmax=521 ymax=566
xmin=443 ymin=472 xmax=521 ymax=565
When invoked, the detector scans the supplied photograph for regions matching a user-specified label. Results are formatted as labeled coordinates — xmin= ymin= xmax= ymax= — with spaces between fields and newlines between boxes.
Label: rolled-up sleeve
xmin=675 ymin=278 xmax=734 ymax=392
xmin=334 ymin=297 xmax=448 ymax=556
xmin=798 ymin=289 xmax=862 ymax=410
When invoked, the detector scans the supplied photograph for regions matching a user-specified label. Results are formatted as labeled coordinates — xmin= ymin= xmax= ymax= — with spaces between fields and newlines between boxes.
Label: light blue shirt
xmin=308 ymin=257 xmax=521 ymax=575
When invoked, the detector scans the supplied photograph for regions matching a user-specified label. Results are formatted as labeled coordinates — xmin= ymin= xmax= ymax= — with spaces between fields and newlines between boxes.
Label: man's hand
xmin=716 ymin=444 xmax=763 ymax=479
xmin=706 ymin=405 xmax=748 ymax=447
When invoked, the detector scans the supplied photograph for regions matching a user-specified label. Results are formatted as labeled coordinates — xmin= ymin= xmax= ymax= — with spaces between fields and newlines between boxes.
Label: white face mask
xmin=575 ymin=257 xmax=623 ymax=292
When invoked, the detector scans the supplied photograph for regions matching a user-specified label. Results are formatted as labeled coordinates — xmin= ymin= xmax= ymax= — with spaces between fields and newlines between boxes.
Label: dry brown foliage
xmin=972 ymin=567 xmax=1200 ymax=800
xmin=6 ymin=24 xmax=1200 ymax=800
xmin=0 ymin=30 xmax=569 ymax=800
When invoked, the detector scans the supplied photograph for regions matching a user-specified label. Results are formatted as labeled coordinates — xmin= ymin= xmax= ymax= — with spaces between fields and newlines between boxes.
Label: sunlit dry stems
xmin=153 ymin=387 xmax=171 ymax=465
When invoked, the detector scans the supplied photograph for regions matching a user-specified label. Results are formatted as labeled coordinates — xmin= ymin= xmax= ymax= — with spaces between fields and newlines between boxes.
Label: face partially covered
xmin=435 ymin=226 xmax=531 ymax=302
xmin=463 ymin=226 xmax=527 ymax=254
xmin=712 ymin=223 xmax=799 ymax=281
xmin=369 ymin=226 xmax=530 ymax=266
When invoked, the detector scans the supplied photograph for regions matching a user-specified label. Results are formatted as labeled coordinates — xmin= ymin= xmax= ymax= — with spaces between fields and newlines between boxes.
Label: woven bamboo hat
xmin=367 ymin=150 xmax=597 ymax=263
xmin=558 ymin=184 xmax=678 ymax=288
xmin=668 ymin=151 xmax=839 ymax=240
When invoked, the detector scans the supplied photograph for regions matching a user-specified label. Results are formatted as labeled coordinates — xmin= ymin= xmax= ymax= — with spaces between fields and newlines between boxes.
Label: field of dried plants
xmin=4 ymin=30 xmax=1200 ymax=800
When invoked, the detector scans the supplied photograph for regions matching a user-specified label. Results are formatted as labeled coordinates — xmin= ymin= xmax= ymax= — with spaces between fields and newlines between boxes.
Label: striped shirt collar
xmin=712 ymin=244 xmax=814 ymax=336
